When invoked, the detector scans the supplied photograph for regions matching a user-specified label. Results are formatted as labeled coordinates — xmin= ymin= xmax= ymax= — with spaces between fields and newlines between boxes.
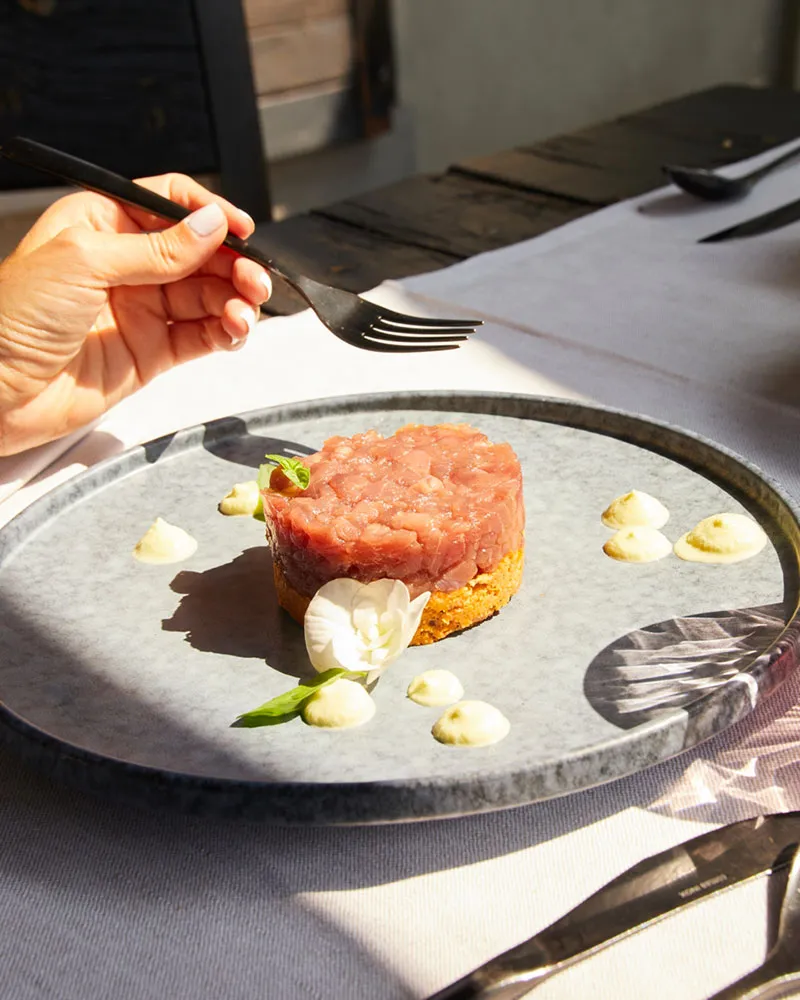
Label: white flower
xmin=304 ymin=579 xmax=430 ymax=682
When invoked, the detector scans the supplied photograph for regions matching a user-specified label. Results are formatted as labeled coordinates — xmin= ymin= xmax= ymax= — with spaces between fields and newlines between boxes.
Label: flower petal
xmin=352 ymin=602 xmax=380 ymax=638
xmin=304 ymin=582 xmax=361 ymax=672
xmin=405 ymin=591 xmax=431 ymax=643
xmin=353 ymin=579 xmax=396 ymax=614
xmin=384 ymin=579 xmax=410 ymax=617
xmin=330 ymin=630 xmax=369 ymax=672
xmin=303 ymin=577 xmax=430 ymax=678
xmin=312 ymin=578 xmax=363 ymax=611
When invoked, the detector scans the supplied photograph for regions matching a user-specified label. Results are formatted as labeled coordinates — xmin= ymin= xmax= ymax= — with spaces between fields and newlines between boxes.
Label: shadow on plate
xmin=201 ymin=417 xmax=317 ymax=469
xmin=584 ymin=603 xmax=786 ymax=730
xmin=163 ymin=545 xmax=309 ymax=680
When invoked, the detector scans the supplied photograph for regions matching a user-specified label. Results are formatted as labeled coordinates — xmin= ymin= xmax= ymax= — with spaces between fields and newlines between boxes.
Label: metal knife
xmin=699 ymin=198 xmax=800 ymax=242
xmin=427 ymin=812 xmax=800 ymax=1000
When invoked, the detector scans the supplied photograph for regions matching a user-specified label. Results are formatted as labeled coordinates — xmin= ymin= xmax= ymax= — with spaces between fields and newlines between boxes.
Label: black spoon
xmin=663 ymin=141 xmax=800 ymax=201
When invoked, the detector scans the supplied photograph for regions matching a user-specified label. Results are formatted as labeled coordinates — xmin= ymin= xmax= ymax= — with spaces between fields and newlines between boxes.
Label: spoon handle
xmin=748 ymin=142 xmax=800 ymax=181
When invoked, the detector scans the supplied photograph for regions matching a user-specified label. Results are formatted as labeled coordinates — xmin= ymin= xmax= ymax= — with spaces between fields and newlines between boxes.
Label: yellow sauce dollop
xmin=432 ymin=700 xmax=510 ymax=747
xmin=603 ymin=525 xmax=672 ymax=563
xmin=407 ymin=670 xmax=464 ymax=707
xmin=218 ymin=481 xmax=262 ymax=517
xmin=133 ymin=517 xmax=198 ymax=565
xmin=674 ymin=513 xmax=767 ymax=564
xmin=601 ymin=489 xmax=669 ymax=530
xmin=301 ymin=678 xmax=376 ymax=729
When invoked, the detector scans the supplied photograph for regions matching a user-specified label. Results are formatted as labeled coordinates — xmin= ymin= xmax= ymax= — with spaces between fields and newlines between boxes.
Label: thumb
xmin=81 ymin=202 xmax=229 ymax=287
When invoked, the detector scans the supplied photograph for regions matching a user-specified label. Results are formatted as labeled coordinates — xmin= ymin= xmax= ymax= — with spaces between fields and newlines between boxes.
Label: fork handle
xmin=704 ymin=958 xmax=800 ymax=1000
xmin=0 ymin=136 xmax=295 ymax=286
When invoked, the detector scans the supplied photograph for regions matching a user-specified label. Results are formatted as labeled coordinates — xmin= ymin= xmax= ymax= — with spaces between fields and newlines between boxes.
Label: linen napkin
xmin=398 ymin=140 xmax=800 ymax=413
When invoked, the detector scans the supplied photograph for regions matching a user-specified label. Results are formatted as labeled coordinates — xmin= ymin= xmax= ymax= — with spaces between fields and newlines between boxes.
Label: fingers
xmin=162 ymin=265 xmax=270 ymax=321
xmin=232 ymin=256 xmax=272 ymax=302
xmin=168 ymin=317 xmax=249 ymax=363
xmin=163 ymin=273 xmax=264 ymax=322
xmin=130 ymin=173 xmax=254 ymax=240
xmin=194 ymin=254 xmax=272 ymax=298
xmin=161 ymin=268 xmax=266 ymax=358
xmin=71 ymin=203 xmax=230 ymax=287
xmin=221 ymin=299 xmax=258 ymax=343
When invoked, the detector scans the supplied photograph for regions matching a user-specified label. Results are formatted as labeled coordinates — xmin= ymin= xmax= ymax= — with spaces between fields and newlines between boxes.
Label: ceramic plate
xmin=1 ymin=392 xmax=799 ymax=824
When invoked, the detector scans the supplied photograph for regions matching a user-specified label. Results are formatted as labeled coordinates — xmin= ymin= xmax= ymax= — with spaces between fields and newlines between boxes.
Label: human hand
xmin=0 ymin=173 xmax=272 ymax=456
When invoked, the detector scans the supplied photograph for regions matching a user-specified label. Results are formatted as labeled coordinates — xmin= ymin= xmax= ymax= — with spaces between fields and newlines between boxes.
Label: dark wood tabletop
xmin=257 ymin=84 xmax=800 ymax=315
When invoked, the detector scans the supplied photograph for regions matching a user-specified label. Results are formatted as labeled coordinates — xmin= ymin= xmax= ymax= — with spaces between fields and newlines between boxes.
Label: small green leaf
xmin=263 ymin=454 xmax=310 ymax=491
xmin=234 ymin=710 xmax=300 ymax=729
xmin=234 ymin=668 xmax=363 ymax=728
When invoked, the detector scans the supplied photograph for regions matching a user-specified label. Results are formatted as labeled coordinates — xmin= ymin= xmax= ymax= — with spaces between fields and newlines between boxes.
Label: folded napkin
xmin=399 ymin=141 xmax=800 ymax=415
xmin=0 ymin=423 xmax=99 ymax=506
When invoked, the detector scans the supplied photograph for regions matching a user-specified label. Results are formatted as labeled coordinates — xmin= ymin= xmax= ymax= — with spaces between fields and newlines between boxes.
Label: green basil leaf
xmin=263 ymin=454 xmax=310 ymax=491
xmin=234 ymin=710 xmax=300 ymax=729
xmin=234 ymin=668 xmax=362 ymax=728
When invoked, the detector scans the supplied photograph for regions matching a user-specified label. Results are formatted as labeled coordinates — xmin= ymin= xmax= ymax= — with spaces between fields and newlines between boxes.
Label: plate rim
xmin=1 ymin=389 xmax=799 ymax=824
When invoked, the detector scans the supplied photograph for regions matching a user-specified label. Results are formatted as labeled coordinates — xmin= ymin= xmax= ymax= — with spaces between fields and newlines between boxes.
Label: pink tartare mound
xmin=261 ymin=423 xmax=525 ymax=598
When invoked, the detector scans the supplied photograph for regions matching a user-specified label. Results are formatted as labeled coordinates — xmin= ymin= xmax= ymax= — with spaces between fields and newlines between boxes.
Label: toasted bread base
xmin=272 ymin=547 xmax=524 ymax=645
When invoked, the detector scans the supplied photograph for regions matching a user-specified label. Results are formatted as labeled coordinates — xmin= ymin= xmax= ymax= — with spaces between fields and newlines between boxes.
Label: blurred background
xmin=0 ymin=0 xmax=796 ymax=250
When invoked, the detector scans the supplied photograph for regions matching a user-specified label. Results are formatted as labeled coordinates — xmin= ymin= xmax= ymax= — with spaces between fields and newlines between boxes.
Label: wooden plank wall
xmin=242 ymin=0 xmax=353 ymax=99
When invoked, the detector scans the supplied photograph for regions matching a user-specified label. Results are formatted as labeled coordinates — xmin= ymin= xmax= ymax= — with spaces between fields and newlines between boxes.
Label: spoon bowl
xmin=664 ymin=141 xmax=800 ymax=202
xmin=662 ymin=165 xmax=752 ymax=201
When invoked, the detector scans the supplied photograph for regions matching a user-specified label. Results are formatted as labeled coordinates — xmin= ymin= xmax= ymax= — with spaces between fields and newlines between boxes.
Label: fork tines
xmin=367 ymin=313 xmax=482 ymax=352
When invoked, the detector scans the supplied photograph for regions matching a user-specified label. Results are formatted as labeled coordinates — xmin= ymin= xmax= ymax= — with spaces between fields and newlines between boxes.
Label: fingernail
xmin=241 ymin=210 xmax=255 ymax=229
xmin=239 ymin=307 xmax=256 ymax=336
xmin=186 ymin=202 xmax=226 ymax=237
xmin=259 ymin=271 xmax=272 ymax=299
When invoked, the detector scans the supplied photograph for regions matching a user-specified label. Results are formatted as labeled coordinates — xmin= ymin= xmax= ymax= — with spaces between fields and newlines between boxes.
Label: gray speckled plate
xmin=1 ymin=392 xmax=799 ymax=825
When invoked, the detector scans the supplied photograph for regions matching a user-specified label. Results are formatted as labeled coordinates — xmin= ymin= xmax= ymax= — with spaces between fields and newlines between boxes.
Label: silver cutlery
xmin=0 ymin=136 xmax=481 ymax=354
xmin=664 ymin=142 xmax=800 ymax=202
xmin=426 ymin=812 xmax=800 ymax=999
xmin=704 ymin=842 xmax=800 ymax=1000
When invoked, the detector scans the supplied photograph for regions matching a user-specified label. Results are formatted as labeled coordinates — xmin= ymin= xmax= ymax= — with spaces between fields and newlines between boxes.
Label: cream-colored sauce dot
xmin=603 ymin=525 xmax=671 ymax=563
xmin=674 ymin=513 xmax=767 ymax=564
xmin=601 ymin=490 xmax=669 ymax=530
xmin=218 ymin=481 xmax=262 ymax=517
xmin=133 ymin=517 xmax=197 ymax=565
xmin=301 ymin=678 xmax=376 ymax=729
xmin=432 ymin=700 xmax=510 ymax=747
xmin=407 ymin=670 xmax=464 ymax=707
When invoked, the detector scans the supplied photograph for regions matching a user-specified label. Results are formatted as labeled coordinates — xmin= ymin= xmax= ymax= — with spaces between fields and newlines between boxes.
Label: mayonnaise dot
xmin=218 ymin=481 xmax=262 ymax=517
xmin=601 ymin=490 xmax=669 ymax=530
xmin=603 ymin=525 xmax=672 ymax=563
xmin=301 ymin=678 xmax=376 ymax=729
xmin=407 ymin=670 xmax=464 ymax=707
xmin=432 ymin=700 xmax=510 ymax=747
xmin=133 ymin=517 xmax=197 ymax=565
xmin=674 ymin=513 xmax=767 ymax=564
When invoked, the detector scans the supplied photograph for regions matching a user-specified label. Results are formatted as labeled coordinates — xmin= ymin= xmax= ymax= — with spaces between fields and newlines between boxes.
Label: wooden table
xmin=257 ymin=84 xmax=800 ymax=314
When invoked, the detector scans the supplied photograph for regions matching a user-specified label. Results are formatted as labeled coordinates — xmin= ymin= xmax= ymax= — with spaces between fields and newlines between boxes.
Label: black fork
xmin=0 ymin=136 xmax=482 ymax=353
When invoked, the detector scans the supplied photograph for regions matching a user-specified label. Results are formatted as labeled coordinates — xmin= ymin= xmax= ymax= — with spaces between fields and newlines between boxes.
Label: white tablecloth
xmin=3 ymin=145 xmax=800 ymax=999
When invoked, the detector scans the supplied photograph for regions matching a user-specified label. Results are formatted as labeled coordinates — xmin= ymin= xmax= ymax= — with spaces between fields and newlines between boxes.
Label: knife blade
xmin=427 ymin=812 xmax=800 ymax=1000
xmin=699 ymin=197 xmax=800 ymax=242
